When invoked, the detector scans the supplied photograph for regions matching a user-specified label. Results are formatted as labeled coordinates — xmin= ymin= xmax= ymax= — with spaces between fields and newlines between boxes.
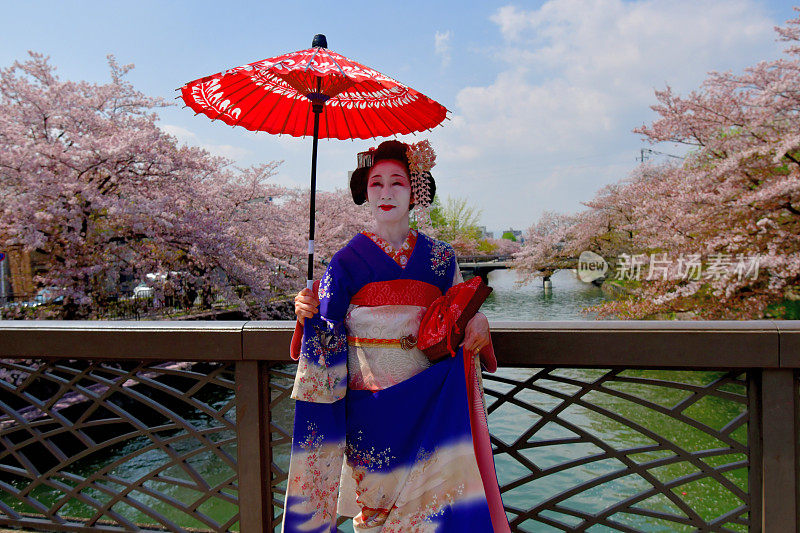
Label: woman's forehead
xmin=368 ymin=160 xmax=408 ymax=178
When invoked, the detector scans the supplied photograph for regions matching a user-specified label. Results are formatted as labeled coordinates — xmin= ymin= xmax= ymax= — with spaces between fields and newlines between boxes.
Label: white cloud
xmin=434 ymin=0 xmax=781 ymax=230
xmin=453 ymin=71 xmax=614 ymax=152
xmin=162 ymin=124 xmax=196 ymax=142
xmin=487 ymin=0 xmax=774 ymax=98
xmin=162 ymin=124 xmax=251 ymax=160
xmin=434 ymin=30 xmax=452 ymax=67
xmin=199 ymin=143 xmax=251 ymax=160
xmin=457 ymin=0 xmax=777 ymax=155
xmin=489 ymin=5 xmax=529 ymax=41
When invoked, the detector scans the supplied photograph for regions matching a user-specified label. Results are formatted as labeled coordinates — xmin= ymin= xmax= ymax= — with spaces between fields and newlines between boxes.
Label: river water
xmin=2 ymin=269 xmax=748 ymax=532
xmin=478 ymin=269 xmax=747 ymax=532
xmin=478 ymin=268 xmax=610 ymax=321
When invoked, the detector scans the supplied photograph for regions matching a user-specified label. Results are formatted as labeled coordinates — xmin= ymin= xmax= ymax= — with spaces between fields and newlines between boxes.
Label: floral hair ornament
xmin=406 ymin=140 xmax=436 ymax=229
xmin=349 ymin=139 xmax=437 ymax=211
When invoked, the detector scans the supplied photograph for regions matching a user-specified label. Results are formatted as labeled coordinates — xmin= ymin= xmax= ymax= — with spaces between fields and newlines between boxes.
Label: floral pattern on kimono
xmin=429 ymin=237 xmax=455 ymax=277
xmin=291 ymin=317 xmax=348 ymax=403
xmin=284 ymin=242 xmax=356 ymax=532
xmin=284 ymin=230 xmax=507 ymax=533
xmin=361 ymin=228 xmax=418 ymax=267
xmin=283 ymin=400 xmax=347 ymax=532
xmin=285 ymin=421 xmax=345 ymax=525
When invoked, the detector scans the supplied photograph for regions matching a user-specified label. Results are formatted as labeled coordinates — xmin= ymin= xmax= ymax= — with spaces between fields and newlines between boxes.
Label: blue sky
xmin=2 ymin=0 xmax=798 ymax=234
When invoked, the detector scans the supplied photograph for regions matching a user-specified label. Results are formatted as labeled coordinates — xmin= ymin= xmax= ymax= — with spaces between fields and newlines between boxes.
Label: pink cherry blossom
xmin=514 ymin=9 xmax=800 ymax=319
xmin=0 ymin=52 xmax=369 ymax=319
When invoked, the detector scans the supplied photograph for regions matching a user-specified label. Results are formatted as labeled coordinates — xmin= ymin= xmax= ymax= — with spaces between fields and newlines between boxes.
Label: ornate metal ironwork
xmin=483 ymin=367 xmax=750 ymax=532
xmin=0 ymin=359 xmax=238 ymax=532
xmin=0 ymin=358 xmax=756 ymax=532
xmin=268 ymin=365 xmax=749 ymax=532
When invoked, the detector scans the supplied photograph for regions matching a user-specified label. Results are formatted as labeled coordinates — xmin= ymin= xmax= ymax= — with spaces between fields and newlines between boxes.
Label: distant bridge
xmin=457 ymin=256 xmax=511 ymax=284
xmin=457 ymin=255 xmax=587 ymax=285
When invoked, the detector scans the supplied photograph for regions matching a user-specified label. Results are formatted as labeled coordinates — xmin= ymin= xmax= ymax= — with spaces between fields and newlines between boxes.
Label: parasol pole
xmin=307 ymin=100 xmax=323 ymax=290
xmin=306 ymin=34 xmax=329 ymax=290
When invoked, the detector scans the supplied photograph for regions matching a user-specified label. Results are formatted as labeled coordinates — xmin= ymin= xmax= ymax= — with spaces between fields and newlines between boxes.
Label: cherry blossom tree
xmin=514 ymin=163 xmax=678 ymax=277
xmin=278 ymin=187 xmax=372 ymax=282
xmin=484 ymin=237 xmax=521 ymax=257
xmin=0 ymin=52 xmax=298 ymax=318
xmin=512 ymin=210 xmax=582 ymax=284
xmin=514 ymin=9 xmax=800 ymax=319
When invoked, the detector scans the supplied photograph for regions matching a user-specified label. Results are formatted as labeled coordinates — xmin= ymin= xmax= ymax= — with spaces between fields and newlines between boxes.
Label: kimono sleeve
xmin=290 ymin=256 xmax=352 ymax=403
xmin=282 ymin=400 xmax=346 ymax=532
xmin=283 ymin=256 xmax=352 ymax=532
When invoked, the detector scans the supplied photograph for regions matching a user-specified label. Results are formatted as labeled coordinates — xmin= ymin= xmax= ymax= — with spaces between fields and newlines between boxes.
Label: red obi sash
xmin=290 ymin=279 xmax=441 ymax=360
xmin=350 ymin=279 xmax=442 ymax=307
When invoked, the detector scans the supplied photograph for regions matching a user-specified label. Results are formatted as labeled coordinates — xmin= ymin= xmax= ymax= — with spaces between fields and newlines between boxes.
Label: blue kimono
xmin=282 ymin=230 xmax=508 ymax=532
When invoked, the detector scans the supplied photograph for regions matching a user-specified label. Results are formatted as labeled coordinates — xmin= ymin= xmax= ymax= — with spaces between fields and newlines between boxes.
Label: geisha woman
xmin=282 ymin=140 xmax=510 ymax=532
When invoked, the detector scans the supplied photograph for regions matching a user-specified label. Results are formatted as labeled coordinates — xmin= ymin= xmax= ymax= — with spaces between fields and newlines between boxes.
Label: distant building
xmin=476 ymin=226 xmax=493 ymax=239
xmin=501 ymin=229 xmax=524 ymax=244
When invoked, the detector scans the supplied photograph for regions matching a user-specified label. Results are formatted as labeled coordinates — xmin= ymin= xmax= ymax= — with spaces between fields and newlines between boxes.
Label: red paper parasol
xmin=178 ymin=35 xmax=448 ymax=287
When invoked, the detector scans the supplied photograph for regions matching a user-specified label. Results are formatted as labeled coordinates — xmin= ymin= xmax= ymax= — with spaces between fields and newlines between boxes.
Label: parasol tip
xmin=312 ymin=34 xmax=328 ymax=49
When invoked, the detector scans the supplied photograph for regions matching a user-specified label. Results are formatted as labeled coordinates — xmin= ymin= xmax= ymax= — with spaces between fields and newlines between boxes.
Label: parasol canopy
xmin=178 ymin=35 xmax=448 ymax=287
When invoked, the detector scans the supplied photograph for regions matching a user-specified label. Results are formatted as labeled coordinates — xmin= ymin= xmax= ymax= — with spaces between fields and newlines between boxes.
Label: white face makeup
xmin=366 ymin=159 xmax=413 ymax=225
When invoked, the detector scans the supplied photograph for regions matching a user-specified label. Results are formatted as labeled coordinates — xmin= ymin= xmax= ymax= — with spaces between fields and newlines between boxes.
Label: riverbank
xmin=170 ymin=298 xmax=295 ymax=321
xmin=598 ymin=277 xmax=800 ymax=320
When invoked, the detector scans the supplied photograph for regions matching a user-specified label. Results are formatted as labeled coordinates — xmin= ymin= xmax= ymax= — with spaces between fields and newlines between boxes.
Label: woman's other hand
xmin=461 ymin=312 xmax=490 ymax=354
xmin=294 ymin=288 xmax=320 ymax=326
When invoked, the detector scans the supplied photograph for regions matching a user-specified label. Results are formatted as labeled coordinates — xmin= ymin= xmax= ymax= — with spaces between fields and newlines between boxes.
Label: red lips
xmin=379 ymin=205 xmax=395 ymax=211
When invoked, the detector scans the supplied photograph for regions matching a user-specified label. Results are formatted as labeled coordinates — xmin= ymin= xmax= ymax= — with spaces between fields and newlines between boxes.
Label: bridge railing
xmin=457 ymin=255 xmax=512 ymax=263
xmin=1 ymin=320 xmax=799 ymax=532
